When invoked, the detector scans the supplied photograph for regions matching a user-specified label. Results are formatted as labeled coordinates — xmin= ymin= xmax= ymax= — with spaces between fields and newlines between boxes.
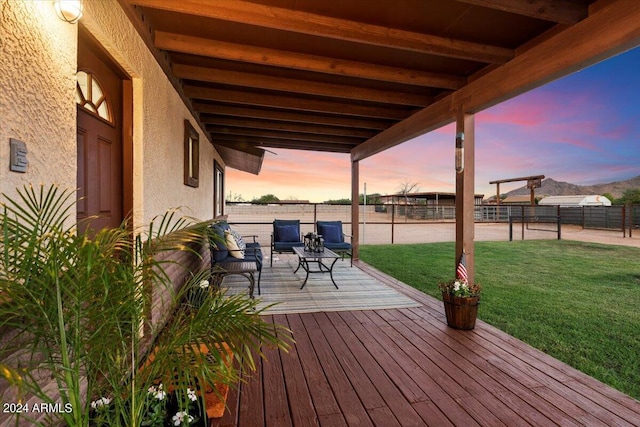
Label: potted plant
xmin=439 ymin=279 xmax=482 ymax=330
xmin=0 ymin=185 xmax=291 ymax=426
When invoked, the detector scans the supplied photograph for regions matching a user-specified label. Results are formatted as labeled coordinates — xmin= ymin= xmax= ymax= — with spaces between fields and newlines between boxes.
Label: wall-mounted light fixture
xmin=455 ymin=132 xmax=464 ymax=173
xmin=53 ymin=0 xmax=83 ymax=24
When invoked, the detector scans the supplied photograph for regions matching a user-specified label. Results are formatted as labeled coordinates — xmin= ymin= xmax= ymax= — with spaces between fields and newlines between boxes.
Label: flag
xmin=456 ymin=252 xmax=468 ymax=282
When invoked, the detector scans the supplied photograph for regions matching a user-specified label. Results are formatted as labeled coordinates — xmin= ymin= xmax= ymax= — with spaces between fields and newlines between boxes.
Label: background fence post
xmin=391 ymin=204 xmax=395 ymax=244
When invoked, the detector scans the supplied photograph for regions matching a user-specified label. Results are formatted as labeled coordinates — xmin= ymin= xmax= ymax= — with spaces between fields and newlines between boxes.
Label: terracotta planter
xmin=442 ymin=293 xmax=479 ymax=330
xmin=199 ymin=343 xmax=234 ymax=419
xmin=143 ymin=342 xmax=234 ymax=419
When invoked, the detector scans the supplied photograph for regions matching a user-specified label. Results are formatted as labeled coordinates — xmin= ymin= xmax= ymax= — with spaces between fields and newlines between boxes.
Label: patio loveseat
xmin=208 ymin=221 xmax=263 ymax=297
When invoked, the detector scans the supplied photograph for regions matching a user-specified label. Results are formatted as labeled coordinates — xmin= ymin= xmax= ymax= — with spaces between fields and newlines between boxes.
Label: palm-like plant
xmin=0 ymin=185 xmax=290 ymax=426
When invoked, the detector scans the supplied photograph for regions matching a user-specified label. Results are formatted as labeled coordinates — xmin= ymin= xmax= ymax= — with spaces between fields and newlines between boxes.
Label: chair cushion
xmin=324 ymin=242 xmax=351 ymax=251
xmin=275 ymin=224 xmax=300 ymax=242
xmin=318 ymin=223 xmax=343 ymax=243
xmin=209 ymin=222 xmax=230 ymax=261
xmin=225 ymin=229 xmax=246 ymax=259
xmin=274 ymin=242 xmax=304 ymax=251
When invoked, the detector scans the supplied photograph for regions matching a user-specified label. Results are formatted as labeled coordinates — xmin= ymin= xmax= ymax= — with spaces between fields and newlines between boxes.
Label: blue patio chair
xmin=317 ymin=220 xmax=352 ymax=266
xmin=271 ymin=219 xmax=304 ymax=266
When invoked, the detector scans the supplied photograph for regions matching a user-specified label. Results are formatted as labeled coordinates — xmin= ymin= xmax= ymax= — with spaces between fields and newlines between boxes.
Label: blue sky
xmin=226 ymin=46 xmax=640 ymax=202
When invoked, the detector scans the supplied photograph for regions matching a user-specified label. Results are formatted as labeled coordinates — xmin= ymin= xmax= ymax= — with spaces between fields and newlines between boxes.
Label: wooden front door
xmin=76 ymin=34 xmax=124 ymax=233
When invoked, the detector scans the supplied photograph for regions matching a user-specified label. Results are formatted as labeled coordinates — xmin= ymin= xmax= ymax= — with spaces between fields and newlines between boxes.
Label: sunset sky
xmin=226 ymin=46 xmax=640 ymax=203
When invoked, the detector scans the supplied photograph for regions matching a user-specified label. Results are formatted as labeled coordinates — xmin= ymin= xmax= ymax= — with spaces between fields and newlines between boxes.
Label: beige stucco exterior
xmin=0 ymin=0 xmax=78 ymax=204
xmin=0 ymin=0 xmax=224 ymax=227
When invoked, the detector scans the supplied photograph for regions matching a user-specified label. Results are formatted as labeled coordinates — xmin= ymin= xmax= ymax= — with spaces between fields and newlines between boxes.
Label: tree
xmin=397 ymin=181 xmax=420 ymax=221
xmin=226 ymin=191 xmax=244 ymax=202
xmin=324 ymin=198 xmax=351 ymax=205
xmin=397 ymin=180 xmax=420 ymax=203
xmin=618 ymin=188 xmax=640 ymax=205
xmin=251 ymin=194 xmax=280 ymax=204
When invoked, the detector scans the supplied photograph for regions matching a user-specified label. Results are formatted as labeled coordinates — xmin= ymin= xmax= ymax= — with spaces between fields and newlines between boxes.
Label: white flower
xmin=453 ymin=282 xmax=461 ymax=291
xmin=149 ymin=383 xmax=166 ymax=400
xmin=90 ymin=396 xmax=111 ymax=410
xmin=199 ymin=279 xmax=210 ymax=289
xmin=187 ymin=388 xmax=198 ymax=402
xmin=172 ymin=411 xmax=194 ymax=426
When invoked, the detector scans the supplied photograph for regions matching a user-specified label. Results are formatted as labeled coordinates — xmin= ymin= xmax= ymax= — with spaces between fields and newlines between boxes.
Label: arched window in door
xmin=76 ymin=70 xmax=112 ymax=123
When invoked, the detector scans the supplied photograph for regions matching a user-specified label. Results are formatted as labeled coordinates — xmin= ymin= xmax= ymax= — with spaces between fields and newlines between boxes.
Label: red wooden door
xmin=76 ymin=35 xmax=123 ymax=234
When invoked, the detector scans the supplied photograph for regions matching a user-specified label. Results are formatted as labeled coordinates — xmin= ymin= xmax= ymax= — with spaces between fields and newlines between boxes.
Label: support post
xmin=351 ymin=157 xmax=360 ymax=260
xmin=455 ymin=112 xmax=475 ymax=284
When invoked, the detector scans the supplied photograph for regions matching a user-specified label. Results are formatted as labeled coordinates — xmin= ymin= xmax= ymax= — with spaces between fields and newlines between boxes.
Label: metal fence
xmin=225 ymin=202 xmax=640 ymax=246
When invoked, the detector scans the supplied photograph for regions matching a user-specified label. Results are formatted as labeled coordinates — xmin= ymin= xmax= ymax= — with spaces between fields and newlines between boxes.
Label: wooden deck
xmin=211 ymin=261 xmax=640 ymax=427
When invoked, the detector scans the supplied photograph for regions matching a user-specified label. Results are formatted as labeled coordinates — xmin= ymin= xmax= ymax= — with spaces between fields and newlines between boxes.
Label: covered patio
xmin=122 ymin=0 xmax=640 ymax=286
xmin=212 ymin=261 xmax=640 ymax=426
xmin=2 ymin=1 xmax=640 ymax=426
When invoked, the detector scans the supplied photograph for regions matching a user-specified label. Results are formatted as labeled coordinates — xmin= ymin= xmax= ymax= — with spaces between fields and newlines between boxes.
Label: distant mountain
xmin=503 ymin=176 xmax=640 ymax=199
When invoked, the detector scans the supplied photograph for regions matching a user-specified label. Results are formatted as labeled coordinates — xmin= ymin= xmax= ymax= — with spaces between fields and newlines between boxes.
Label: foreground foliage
xmin=360 ymin=240 xmax=640 ymax=400
xmin=0 ymin=185 xmax=290 ymax=426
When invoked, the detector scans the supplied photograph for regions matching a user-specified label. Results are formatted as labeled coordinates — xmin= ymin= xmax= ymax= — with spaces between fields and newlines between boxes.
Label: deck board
xmin=211 ymin=261 xmax=640 ymax=426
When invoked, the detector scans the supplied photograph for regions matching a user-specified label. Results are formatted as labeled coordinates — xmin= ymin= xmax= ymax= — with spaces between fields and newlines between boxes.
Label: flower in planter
xmin=172 ymin=411 xmax=194 ymax=426
xmin=439 ymin=279 xmax=481 ymax=298
xmin=89 ymin=385 xmax=204 ymax=427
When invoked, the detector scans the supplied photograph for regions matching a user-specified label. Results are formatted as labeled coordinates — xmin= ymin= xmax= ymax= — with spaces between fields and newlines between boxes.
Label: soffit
xmin=119 ymin=0 xmax=639 ymax=174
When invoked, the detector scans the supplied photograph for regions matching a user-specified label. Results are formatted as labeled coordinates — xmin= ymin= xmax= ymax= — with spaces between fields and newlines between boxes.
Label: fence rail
xmin=225 ymin=202 xmax=640 ymax=245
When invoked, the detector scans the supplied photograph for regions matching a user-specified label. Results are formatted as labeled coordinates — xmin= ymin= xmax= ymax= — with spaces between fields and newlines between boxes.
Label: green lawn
xmin=359 ymin=240 xmax=640 ymax=401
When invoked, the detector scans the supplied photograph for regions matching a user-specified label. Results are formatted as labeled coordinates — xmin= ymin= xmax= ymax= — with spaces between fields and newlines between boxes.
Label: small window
xmin=76 ymin=70 xmax=112 ymax=123
xmin=184 ymin=120 xmax=199 ymax=188
xmin=214 ymin=161 xmax=224 ymax=217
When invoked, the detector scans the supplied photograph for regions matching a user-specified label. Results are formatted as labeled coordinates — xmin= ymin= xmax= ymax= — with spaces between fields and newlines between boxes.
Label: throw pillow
xmin=319 ymin=224 xmax=342 ymax=243
xmin=225 ymin=229 xmax=246 ymax=259
xmin=276 ymin=224 xmax=299 ymax=242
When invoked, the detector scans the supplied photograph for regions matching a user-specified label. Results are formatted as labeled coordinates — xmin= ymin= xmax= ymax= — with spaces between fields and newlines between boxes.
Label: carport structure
xmin=121 ymin=0 xmax=640 ymax=285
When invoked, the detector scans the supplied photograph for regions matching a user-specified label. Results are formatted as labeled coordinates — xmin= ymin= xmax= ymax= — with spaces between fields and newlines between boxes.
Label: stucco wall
xmin=0 ymin=0 xmax=223 ymax=226
xmin=0 ymin=0 xmax=78 ymax=207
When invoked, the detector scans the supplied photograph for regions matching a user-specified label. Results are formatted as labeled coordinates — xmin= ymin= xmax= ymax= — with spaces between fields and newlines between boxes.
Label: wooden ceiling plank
xmin=184 ymin=86 xmax=413 ymax=120
xmin=352 ymin=0 xmax=640 ymax=161
xmin=208 ymin=126 xmax=365 ymax=144
xmin=200 ymin=116 xmax=377 ymax=138
xmin=455 ymin=0 xmax=588 ymax=25
xmin=129 ymin=0 xmax=513 ymax=63
xmin=195 ymin=104 xmax=393 ymax=130
xmin=173 ymin=64 xmax=432 ymax=106
xmin=156 ymin=32 xmax=466 ymax=90
xmin=213 ymin=136 xmax=355 ymax=153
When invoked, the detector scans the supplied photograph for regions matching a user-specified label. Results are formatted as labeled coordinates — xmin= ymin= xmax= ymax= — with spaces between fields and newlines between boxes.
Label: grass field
xmin=359 ymin=240 xmax=640 ymax=401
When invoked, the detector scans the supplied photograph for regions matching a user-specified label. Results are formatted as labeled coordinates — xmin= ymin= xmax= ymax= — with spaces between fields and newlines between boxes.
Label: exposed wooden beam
xmin=455 ymin=0 xmax=588 ymax=25
xmin=173 ymin=64 xmax=432 ymax=106
xmin=351 ymin=100 xmax=453 ymax=161
xmin=452 ymin=0 xmax=640 ymax=112
xmin=352 ymin=0 xmax=640 ymax=161
xmin=156 ymin=32 xmax=466 ymax=90
xmin=195 ymin=104 xmax=393 ymax=130
xmin=185 ymin=86 xmax=413 ymax=120
xmin=212 ymin=137 xmax=355 ymax=153
xmin=207 ymin=126 xmax=365 ymax=145
xmin=130 ymin=0 xmax=513 ymax=64
xmin=200 ymin=116 xmax=377 ymax=138
xmin=115 ymin=0 xmax=213 ymax=145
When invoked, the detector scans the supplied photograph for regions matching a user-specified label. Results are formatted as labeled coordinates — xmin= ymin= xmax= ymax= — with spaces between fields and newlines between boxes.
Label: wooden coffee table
xmin=292 ymin=246 xmax=340 ymax=289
